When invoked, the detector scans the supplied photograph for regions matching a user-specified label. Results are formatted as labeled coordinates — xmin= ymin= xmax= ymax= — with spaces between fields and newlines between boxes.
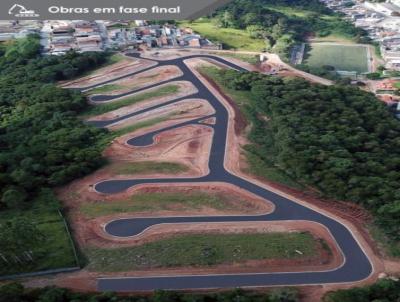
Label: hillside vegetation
xmin=183 ymin=0 xmax=368 ymax=56
xmin=205 ymin=68 xmax=400 ymax=251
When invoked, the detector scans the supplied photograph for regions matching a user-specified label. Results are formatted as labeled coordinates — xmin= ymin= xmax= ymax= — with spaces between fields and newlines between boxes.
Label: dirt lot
xmin=88 ymin=65 xmax=183 ymax=96
xmin=60 ymin=56 xmax=157 ymax=89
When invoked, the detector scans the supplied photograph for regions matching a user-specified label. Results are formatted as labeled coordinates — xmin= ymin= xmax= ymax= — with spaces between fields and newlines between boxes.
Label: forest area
xmin=209 ymin=68 xmax=400 ymax=252
xmin=0 ymin=35 xmax=109 ymax=210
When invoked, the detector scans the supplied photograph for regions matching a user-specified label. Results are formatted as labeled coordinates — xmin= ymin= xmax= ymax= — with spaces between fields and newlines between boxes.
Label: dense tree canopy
xmin=215 ymin=69 xmax=400 ymax=241
xmin=0 ymin=35 xmax=109 ymax=209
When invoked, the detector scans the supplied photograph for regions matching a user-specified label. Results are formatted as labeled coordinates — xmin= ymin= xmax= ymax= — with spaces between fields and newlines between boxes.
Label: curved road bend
xmin=82 ymin=53 xmax=373 ymax=291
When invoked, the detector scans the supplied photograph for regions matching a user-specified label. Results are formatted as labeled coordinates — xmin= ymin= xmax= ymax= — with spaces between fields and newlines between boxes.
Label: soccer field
xmin=306 ymin=43 xmax=369 ymax=73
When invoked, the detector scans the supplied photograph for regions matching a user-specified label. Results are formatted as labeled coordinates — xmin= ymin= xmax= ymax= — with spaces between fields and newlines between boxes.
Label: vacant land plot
xmin=110 ymin=161 xmax=189 ymax=175
xmin=306 ymin=43 xmax=369 ymax=73
xmin=179 ymin=20 xmax=265 ymax=51
xmin=81 ymin=188 xmax=262 ymax=218
xmin=108 ymin=99 xmax=214 ymax=133
xmin=87 ymin=65 xmax=182 ymax=96
xmin=87 ymin=84 xmax=124 ymax=95
xmin=213 ymin=53 xmax=261 ymax=64
xmin=83 ymin=85 xmax=180 ymax=117
xmin=86 ymin=232 xmax=319 ymax=271
xmin=111 ymin=115 xmax=173 ymax=137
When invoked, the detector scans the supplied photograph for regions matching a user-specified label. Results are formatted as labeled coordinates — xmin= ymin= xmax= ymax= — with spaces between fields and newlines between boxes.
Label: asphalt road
xmin=83 ymin=52 xmax=373 ymax=291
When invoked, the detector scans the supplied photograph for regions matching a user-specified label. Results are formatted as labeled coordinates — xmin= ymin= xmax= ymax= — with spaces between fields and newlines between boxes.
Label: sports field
xmin=306 ymin=43 xmax=369 ymax=73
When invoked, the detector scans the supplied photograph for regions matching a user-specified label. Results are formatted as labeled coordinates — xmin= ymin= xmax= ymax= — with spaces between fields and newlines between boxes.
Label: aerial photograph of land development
xmin=1 ymin=0 xmax=400 ymax=301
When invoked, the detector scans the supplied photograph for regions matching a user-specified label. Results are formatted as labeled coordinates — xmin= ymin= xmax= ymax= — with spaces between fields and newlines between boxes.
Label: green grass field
xmin=86 ymin=232 xmax=320 ymax=271
xmin=179 ymin=19 xmax=266 ymax=51
xmin=81 ymin=190 xmax=255 ymax=218
xmin=82 ymin=85 xmax=180 ymax=117
xmin=306 ymin=43 xmax=369 ymax=73
xmin=87 ymin=84 xmax=124 ymax=95
xmin=111 ymin=114 xmax=175 ymax=137
xmin=111 ymin=161 xmax=189 ymax=175
xmin=0 ymin=192 xmax=77 ymax=275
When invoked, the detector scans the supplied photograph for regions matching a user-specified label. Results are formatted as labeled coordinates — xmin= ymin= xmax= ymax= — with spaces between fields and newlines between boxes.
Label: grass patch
xmin=179 ymin=19 xmax=266 ymax=51
xmin=376 ymin=90 xmax=396 ymax=95
xmin=86 ymin=232 xmax=319 ymax=271
xmin=107 ymin=53 xmax=125 ymax=64
xmin=306 ymin=43 xmax=369 ymax=73
xmin=0 ymin=191 xmax=77 ymax=276
xmin=214 ymin=53 xmax=261 ymax=64
xmin=82 ymin=85 xmax=180 ymax=117
xmin=74 ymin=53 xmax=125 ymax=79
xmin=81 ymin=190 xmax=254 ymax=218
xmin=394 ymin=82 xmax=400 ymax=89
xmin=111 ymin=161 xmax=189 ymax=175
xmin=87 ymin=84 xmax=124 ymax=95
xmin=111 ymin=114 xmax=173 ymax=137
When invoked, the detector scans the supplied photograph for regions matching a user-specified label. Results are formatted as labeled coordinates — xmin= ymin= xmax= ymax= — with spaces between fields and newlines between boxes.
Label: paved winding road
xmin=82 ymin=52 xmax=373 ymax=291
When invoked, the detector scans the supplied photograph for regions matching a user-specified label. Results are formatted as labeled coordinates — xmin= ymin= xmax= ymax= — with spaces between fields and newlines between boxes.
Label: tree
xmin=0 ymin=217 xmax=44 ymax=263
xmin=366 ymin=72 xmax=382 ymax=80
xmin=0 ymin=282 xmax=25 ymax=302
xmin=246 ymin=25 xmax=267 ymax=39
xmin=1 ymin=188 xmax=27 ymax=209
xmin=269 ymin=288 xmax=299 ymax=302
